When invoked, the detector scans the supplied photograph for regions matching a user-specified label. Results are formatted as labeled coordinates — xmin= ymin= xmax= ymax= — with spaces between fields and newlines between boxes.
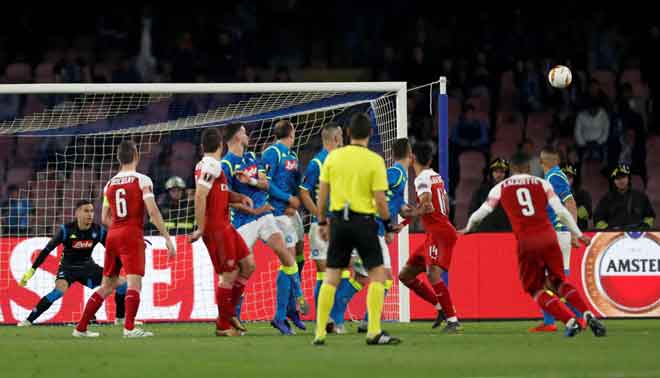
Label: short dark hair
xmin=348 ymin=113 xmax=372 ymax=140
xmin=75 ymin=199 xmax=93 ymax=210
xmin=274 ymin=120 xmax=294 ymax=139
xmin=510 ymin=151 xmax=531 ymax=166
xmin=540 ymin=144 xmax=559 ymax=156
xmin=201 ymin=128 xmax=222 ymax=153
xmin=117 ymin=140 xmax=137 ymax=165
xmin=412 ymin=143 xmax=433 ymax=167
xmin=392 ymin=138 xmax=411 ymax=160
xmin=224 ymin=123 xmax=244 ymax=142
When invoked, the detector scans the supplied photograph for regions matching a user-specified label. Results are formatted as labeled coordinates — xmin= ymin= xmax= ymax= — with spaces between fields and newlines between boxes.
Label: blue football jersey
xmin=221 ymin=151 xmax=269 ymax=228
xmin=377 ymin=162 xmax=408 ymax=236
xmin=262 ymin=142 xmax=301 ymax=216
xmin=545 ymin=165 xmax=573 ymax=232
xmin=299 ymin=149 xmax=329 ymax=223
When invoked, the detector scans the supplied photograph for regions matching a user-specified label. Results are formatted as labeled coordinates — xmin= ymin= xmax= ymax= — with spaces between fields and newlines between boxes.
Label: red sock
xmin=124 ymin=289 xmax=141 ymax=331
xmin=76 ymin=292 xmax=105 ymax=332
xmin=535 ymin=290 xmax=574 ymax=324
xmin=231 ymin=277 xmax=248 ymax=309
xmin=432 ymin=281 xmax=456 ymax=318
xmin=402 ymin=278 xmax=438 ymax=306
xmin=558 ymin=282 xmax=589 ymax=314
xmin=215 ymin=286 xmax=233 ymax=330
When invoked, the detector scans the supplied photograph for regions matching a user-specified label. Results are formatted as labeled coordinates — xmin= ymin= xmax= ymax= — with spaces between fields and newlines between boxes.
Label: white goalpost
xmin=0 ymin=82 xmax=409 ymax=324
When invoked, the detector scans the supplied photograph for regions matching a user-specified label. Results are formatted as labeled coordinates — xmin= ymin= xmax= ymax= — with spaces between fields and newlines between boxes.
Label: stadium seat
xmin=459 ymin=150 xmax=487 ymax=182
xmin=6 ymin=167 xmax=34 ymax=188
xmin=499 ymin=70 xmax=516 ymax=111
xmin=0 ymin=136 xmax=15 ymax=162
xmin=34 ymin=62 xmax=56 ymax=83
xmin=168 ymin=141 xmax=197 ymax=182
xmin=15 ymin=138 xmax=42 ymax=164
xmin=5 ymin=62 xmax=32 ymax=83
xmin=525 ymin=111 xmax=552 ymax=147
xmin=581 ymin=161 xmax=608 ymax=207
xmin=620 ymin=69 xmax=642 ymax=85
xmin=23 ymin=95 xmax=46 ymax=118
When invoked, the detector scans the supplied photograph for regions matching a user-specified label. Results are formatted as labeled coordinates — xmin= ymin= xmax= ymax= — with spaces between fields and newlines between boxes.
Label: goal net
xmin=0 ymin=83 xmax=409 ymax=325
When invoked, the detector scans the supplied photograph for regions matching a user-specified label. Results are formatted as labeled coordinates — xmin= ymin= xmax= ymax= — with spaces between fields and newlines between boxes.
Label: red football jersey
xmin=486 ymin=174 xmax=557 ymax=238
xmin=103 ymin=171 xmax=154 ymax=233
xmin=414 ymin=169 xmax=454 ymax=232
xmin=195 ymin=156 xmax=230 ymax=231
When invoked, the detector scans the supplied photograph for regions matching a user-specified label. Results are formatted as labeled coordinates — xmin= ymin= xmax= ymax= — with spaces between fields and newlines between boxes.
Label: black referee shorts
xmin=327 ymin=213 xmax=383 ymax=271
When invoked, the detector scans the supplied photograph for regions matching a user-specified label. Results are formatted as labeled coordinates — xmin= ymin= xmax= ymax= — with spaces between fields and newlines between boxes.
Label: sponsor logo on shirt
xmin=72 ymin=240 xmax=94 ymax=249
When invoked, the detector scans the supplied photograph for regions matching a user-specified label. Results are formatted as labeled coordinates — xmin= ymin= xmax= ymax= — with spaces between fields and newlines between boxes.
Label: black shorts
xmin=56 ymin=262 xmax=103 ymax=289
xmin=327 ymin=214 xmax=383 ymax=271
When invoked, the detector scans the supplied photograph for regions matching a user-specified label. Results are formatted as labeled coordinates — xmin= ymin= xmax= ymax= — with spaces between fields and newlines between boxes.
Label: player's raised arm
xmin=19 ymin=226 xmax=65 ymax=286
xmin=465 ymin=183 xmax=501 ymax=233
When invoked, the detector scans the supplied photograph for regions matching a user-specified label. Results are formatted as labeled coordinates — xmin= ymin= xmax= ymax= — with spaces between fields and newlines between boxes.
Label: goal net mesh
xmin=0 ymin=88 xmax=401 ymax=324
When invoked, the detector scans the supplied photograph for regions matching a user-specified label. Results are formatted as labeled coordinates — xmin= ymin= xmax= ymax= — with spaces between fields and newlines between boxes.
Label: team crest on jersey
xmin=72 ymin=240 xmax=94 ymax=249
xmin=285 ymin=160 xmax=298 ymax=171
xmin=92 ymin=232 xmax=97 ymax=238
xmin=582 ymin=232 xmax=660 ymax=317
xmin=242 ymin=165 xmax=258 ymax=178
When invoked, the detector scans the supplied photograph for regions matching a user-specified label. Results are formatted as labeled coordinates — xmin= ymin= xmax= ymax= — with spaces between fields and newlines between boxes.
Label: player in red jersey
xmin=465 ymin=152 xmax=606 ymax=337
xmin=398 ymin=143 xmax=461 ymax=333
xmin=73 ymin=140 xmax=175 ymax=338
xmin=189 ymin=128 xmax=255 ymax=337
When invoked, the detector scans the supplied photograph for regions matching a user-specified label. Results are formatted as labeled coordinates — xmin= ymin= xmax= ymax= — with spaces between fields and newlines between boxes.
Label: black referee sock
xmin=115 ymin=282 xmax=128 ymax=319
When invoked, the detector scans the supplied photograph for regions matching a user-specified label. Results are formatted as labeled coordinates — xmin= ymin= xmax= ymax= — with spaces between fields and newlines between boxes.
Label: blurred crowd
xmin=1 ymin=4 xmax=659 ymax=233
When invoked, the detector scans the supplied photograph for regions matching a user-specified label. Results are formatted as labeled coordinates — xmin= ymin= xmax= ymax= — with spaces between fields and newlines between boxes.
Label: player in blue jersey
xmin=221 ymin=123 xmax=308 ymax=335
xmin=530 ymin=145 xmax=584 ymax=332
xmin=261 ymin=120 xmax=309 ymax=328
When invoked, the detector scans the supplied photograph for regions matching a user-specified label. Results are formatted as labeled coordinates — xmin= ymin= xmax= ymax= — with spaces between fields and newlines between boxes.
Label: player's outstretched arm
xmin=19 ymin=227 xmax=64 ymax=286
xmin=548 ymin=196 xmax=585 ymax=240
xmin=229 ymin=191 xmax=253 ymax=208
xmin=190 ymin=183 xmax=210 ymax=242
xmin=464 ymin=202 xmax=494 ymax=233
xmin=144 ymin=194 xmax=175 ymax=256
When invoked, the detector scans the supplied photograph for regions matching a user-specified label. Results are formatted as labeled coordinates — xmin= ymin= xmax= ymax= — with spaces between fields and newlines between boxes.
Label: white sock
xmin=583 ymin=311 xmax=593 ymax=319
xmin=447 ymin=316 xmax=458 ymax=323
xmin=435 ymin=303 xmax=442 ymax=310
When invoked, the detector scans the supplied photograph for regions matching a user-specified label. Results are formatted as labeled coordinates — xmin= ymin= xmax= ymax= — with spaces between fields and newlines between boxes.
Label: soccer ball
xmin=548 ymin=65 xmax=572 ymax=88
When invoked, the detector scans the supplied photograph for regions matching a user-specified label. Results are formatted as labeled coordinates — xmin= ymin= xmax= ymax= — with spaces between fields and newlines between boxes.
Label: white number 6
xmin=116 ymin=188 xmax=128 ymax=218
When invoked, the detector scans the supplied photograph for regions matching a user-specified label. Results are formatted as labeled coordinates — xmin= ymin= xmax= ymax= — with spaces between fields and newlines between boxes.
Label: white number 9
xmin=516 ymin=188 xmax=535 ymax=216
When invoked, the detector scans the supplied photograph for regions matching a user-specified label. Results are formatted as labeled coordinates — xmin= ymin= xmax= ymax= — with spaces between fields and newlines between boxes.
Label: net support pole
xmin=438 ymin=77 xmax=450 ymax=287
xmin=395 ymin=85 xmax=410 ymax=323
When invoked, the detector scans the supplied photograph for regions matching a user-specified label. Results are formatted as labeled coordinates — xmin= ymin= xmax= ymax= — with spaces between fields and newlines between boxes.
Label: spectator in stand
xmin=150 ymin=176 xmax=194 ymax=235
xmin=561 ymin=163 xmax=592 ymax=230
xmin=615 ymin=127 xmax=647 ymax=187
xmin=519 ymin=139 xmax=544 ymax=177
xmin=373 ymin=45 xmax=402 ymax=81
xmin=449 ymin=102 xmax=490 ymax=196
xmin=594 ymin=165 xmax=655 ymax=230
xmin=608 ymin=84 xmax=647 ymax=186
xmin=273 ymin=66 xmax=292 ymax=82
xmin=467 ymin=158 xmax=511 ymax=232
xmin=406 ymin=46 xmax=432 ymax=86
xmin=1 ymin=185 xmax=32 ymax=235
xmin=514 ymin=59 xmax=543 ymax=127
xmin=575 ymin=96 xmax=609 ymax=162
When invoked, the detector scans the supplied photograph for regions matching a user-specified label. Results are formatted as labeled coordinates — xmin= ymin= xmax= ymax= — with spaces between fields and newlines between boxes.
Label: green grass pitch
xmin=2 ymin=320 xmax=659 ymax=378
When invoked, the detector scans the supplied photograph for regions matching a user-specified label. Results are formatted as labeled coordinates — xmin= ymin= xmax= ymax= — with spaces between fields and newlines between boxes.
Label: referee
xmin=314 ymin=113 xmax=401 ymax=346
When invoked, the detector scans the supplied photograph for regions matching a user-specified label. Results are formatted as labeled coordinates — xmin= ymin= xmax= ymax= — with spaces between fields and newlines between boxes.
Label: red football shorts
xmin=517 ymin=232 xmax=566 ymax=295
xmin=203 ymin=224 xmax=250 ymax=274
xmin=103 ymin=228 xmax=145 ymax=277
xmin=407 ymin=228 xmax=457 ymax=271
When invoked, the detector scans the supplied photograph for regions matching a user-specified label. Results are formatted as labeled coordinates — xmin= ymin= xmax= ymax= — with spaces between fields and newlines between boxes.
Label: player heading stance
xmin=465 ymin=152 xmax=606 ymax=337
xmin=74 ymin=140 xmax=175 ymax=338
xmin=19 ymin=200 xmax=130 ymax=326
xmin=221 ymin=123 xmax=303 ymax=335
xmin=190 ymin=128 xmax=255 ymax=336
xmin=397 ymin=143 xmax=461 ymax=333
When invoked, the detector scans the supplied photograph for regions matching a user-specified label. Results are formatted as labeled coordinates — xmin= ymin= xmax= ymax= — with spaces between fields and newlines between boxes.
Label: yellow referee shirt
xmin=319 ymin=145 xmax=388 ymax=214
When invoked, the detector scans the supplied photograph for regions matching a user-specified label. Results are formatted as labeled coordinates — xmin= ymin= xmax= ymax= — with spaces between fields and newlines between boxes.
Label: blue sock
xmin=442 ymin=271 xmax=449 ymax=286
xmin=275 ymin=270 xmax=291 ymax=321
xmin=27 ymin=288 xmax=63 ymax=323
xmin=116 ymin=282 xmax=127 ymax=295
xmin=288 ymin=271 xmax=303 ymax=298
xmin=330 ymin=278 xmax=358 ymax=325
xmin=235 ymin=295 xmax=244 ymax=320
xmin=563 ymin=269 xmax=582 ymax=318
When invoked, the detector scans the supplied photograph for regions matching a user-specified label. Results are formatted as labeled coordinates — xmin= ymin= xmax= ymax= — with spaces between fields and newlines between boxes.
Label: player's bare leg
xmin=21 ymin=279 xmax=70 ymax=327
xmin=428 ymin=266 xmax=460 ymax=333
xmin=73 ymin=275 xmax=121 ymax=338
xmin=122 ymin=274 xmax=153 ymax=338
